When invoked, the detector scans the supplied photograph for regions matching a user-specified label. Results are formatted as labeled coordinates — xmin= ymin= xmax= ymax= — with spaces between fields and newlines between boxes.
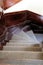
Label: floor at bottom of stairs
xmin=0 ymin=59 xmax=43 ymax=65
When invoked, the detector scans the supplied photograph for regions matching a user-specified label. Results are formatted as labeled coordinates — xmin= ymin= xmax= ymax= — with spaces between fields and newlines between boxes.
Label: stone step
xmin=0 ymin=59 xmax=43 ymax=65
xmin=3 ymin=46 xmax=42 ymax=51
xmin=9 ymin=40 xmax=40 ymax=44
xmin=6 ymin=42 xmax=40 ymax=47
xmin=0 ymin=51 xmax=43 ymax=60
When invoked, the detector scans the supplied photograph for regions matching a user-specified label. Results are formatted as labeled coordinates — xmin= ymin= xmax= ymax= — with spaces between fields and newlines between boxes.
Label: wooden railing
xmin=4 ymin=10 xmax=43 ymax=27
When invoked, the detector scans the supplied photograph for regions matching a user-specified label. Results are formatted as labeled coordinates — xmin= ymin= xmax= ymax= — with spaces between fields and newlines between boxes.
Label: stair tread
xmin=3 ymin=46 xmax=42 ymax=51
xmin=4 ymin=46 xmax=41 ymax=48
xmin=6 ymin=42 xmax=40 ymax=47
xmin=0 ymin=51 xmax=43 ymax=60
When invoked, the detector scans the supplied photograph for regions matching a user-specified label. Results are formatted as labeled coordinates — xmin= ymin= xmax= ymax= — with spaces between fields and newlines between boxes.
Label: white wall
xmin=4 ymin=0 xmax=43 ymax=15
xmin=0 ymin=7 xmax=3 ymax=12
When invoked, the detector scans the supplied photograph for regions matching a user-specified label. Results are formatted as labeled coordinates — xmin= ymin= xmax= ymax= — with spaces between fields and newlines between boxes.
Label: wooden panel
xmin=3 ymin=0 xmax=21 ymax=9
xmin=0 ymin=0 xmax=3 ymax=8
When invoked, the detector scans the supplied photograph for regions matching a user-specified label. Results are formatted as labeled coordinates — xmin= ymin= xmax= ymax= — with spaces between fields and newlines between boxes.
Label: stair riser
xmin=3 ymin=46 xmax=42 ymax=51
xmin=9 ymin=40 xmax=40 ymax=44
xmin=0 ymin=51 xmax=43 ymax=60
xmin=6 ymin=43 xmax=40 ymax=47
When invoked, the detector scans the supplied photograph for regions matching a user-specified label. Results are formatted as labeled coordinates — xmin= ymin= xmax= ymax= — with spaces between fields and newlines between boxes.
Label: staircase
xmin=0 ymin=6 xmax=43 ymax=65
xmin=0 ymin=30 xmax=43 ymax=65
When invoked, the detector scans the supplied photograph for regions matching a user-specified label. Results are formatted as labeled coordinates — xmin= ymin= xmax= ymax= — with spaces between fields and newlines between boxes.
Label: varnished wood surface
xmin=0 ymin=12 xmax=7 ymax=49
xmin=27 ymin=10 xmax=43 ymax=25
xmin=4 ymin=10 xmax=26 ymax=27
xmin=0 ymin=0 xmax=3 ymax=8
xmin=0 ymin=13 xmax=1 ymax=18
xmin=0 ymin=12 xmax=5 ymax=35
xmin=3 ymin=10 xmax=43 ymax=27
xmin=3 ymin=0 xmax=21 ymax=9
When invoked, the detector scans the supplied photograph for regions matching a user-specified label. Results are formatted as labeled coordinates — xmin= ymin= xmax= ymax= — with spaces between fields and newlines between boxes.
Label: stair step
xmin=3 ymin=46 xmax=42 ymax=51
xmin=6 ymin=42 xmax=40 ymax=47
xmin=0 ymin=59 xmax=43 ymax=64
xmin=9 ymin=40 xmax=40 ymax=44
xmin=0 ymin=51 xmax=43 ymax=60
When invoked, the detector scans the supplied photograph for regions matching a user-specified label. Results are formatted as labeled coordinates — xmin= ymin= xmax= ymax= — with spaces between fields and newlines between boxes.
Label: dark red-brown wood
xmin=0 ymin=12 xmax=6 ymax=50
xmin=3 ymin=10 xmax=43 ymax=27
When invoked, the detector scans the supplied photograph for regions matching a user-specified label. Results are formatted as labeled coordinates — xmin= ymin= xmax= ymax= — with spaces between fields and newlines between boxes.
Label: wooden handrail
xmin=3 ymin=10 xmax=43 ymax=27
